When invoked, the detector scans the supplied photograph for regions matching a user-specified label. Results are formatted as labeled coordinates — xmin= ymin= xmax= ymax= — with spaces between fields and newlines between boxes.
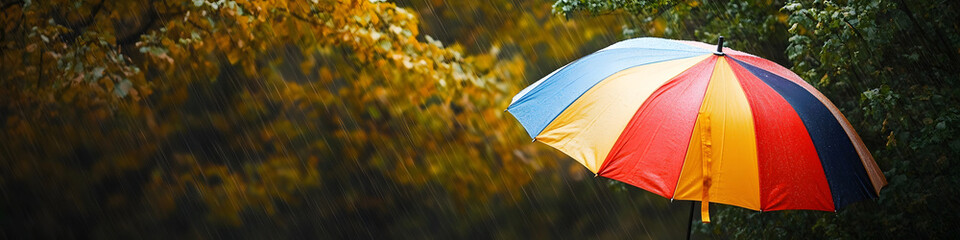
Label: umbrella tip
xmin=714 ymin=36 xmax=725 ymax=56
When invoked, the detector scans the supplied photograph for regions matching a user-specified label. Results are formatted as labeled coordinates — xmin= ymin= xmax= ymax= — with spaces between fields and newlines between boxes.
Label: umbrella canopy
xmin=507 ymin=37 xmax=886 ymax=222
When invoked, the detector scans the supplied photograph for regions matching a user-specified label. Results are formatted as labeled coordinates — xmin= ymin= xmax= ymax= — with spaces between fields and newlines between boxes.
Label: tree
xmin=397 ymin=0 xmax=633 ymax=78
xmin=4 ymin=0 xmax=698 ymax=237
xmin=554 ymin=0 xmax=960 ymax=238
xmin=0 ymin=0 xmax=548 ymax=238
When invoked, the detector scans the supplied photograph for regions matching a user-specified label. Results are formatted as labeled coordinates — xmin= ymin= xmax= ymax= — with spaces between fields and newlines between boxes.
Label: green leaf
xmin=113 ymin=79 xmax=132 ymax=97
xmin=91 ymin=67 xmax=105 ymax=80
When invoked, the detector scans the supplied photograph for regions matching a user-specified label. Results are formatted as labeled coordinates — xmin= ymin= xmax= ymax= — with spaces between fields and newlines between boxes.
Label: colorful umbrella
xmin=507 ymin=37 xmax=886 ymax=222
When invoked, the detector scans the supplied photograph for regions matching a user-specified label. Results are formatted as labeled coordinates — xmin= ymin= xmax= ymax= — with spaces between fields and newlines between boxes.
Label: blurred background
xmin=1 ymin=0 xmax=958 ymax=239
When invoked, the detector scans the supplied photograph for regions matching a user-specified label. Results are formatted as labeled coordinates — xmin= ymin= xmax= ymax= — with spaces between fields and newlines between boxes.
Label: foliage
xmin=0 ymin=0 xmax=689 ymax=238
xmin=555 ymin=0 xmax=793 ymax=62
xmin=398 ymin=0 xmax=632 ymax=80
xmin=0 ymin=0 xmax=547 ymax=237
xmin=555 ymin=0 xmax=960 ymax=238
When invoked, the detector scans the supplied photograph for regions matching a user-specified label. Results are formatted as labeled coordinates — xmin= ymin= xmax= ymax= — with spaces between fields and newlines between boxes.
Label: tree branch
xmin=186 ymin=18 xmax=212 ymax=35
xmin=288 ymin=11 xmax=318 ymax=25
